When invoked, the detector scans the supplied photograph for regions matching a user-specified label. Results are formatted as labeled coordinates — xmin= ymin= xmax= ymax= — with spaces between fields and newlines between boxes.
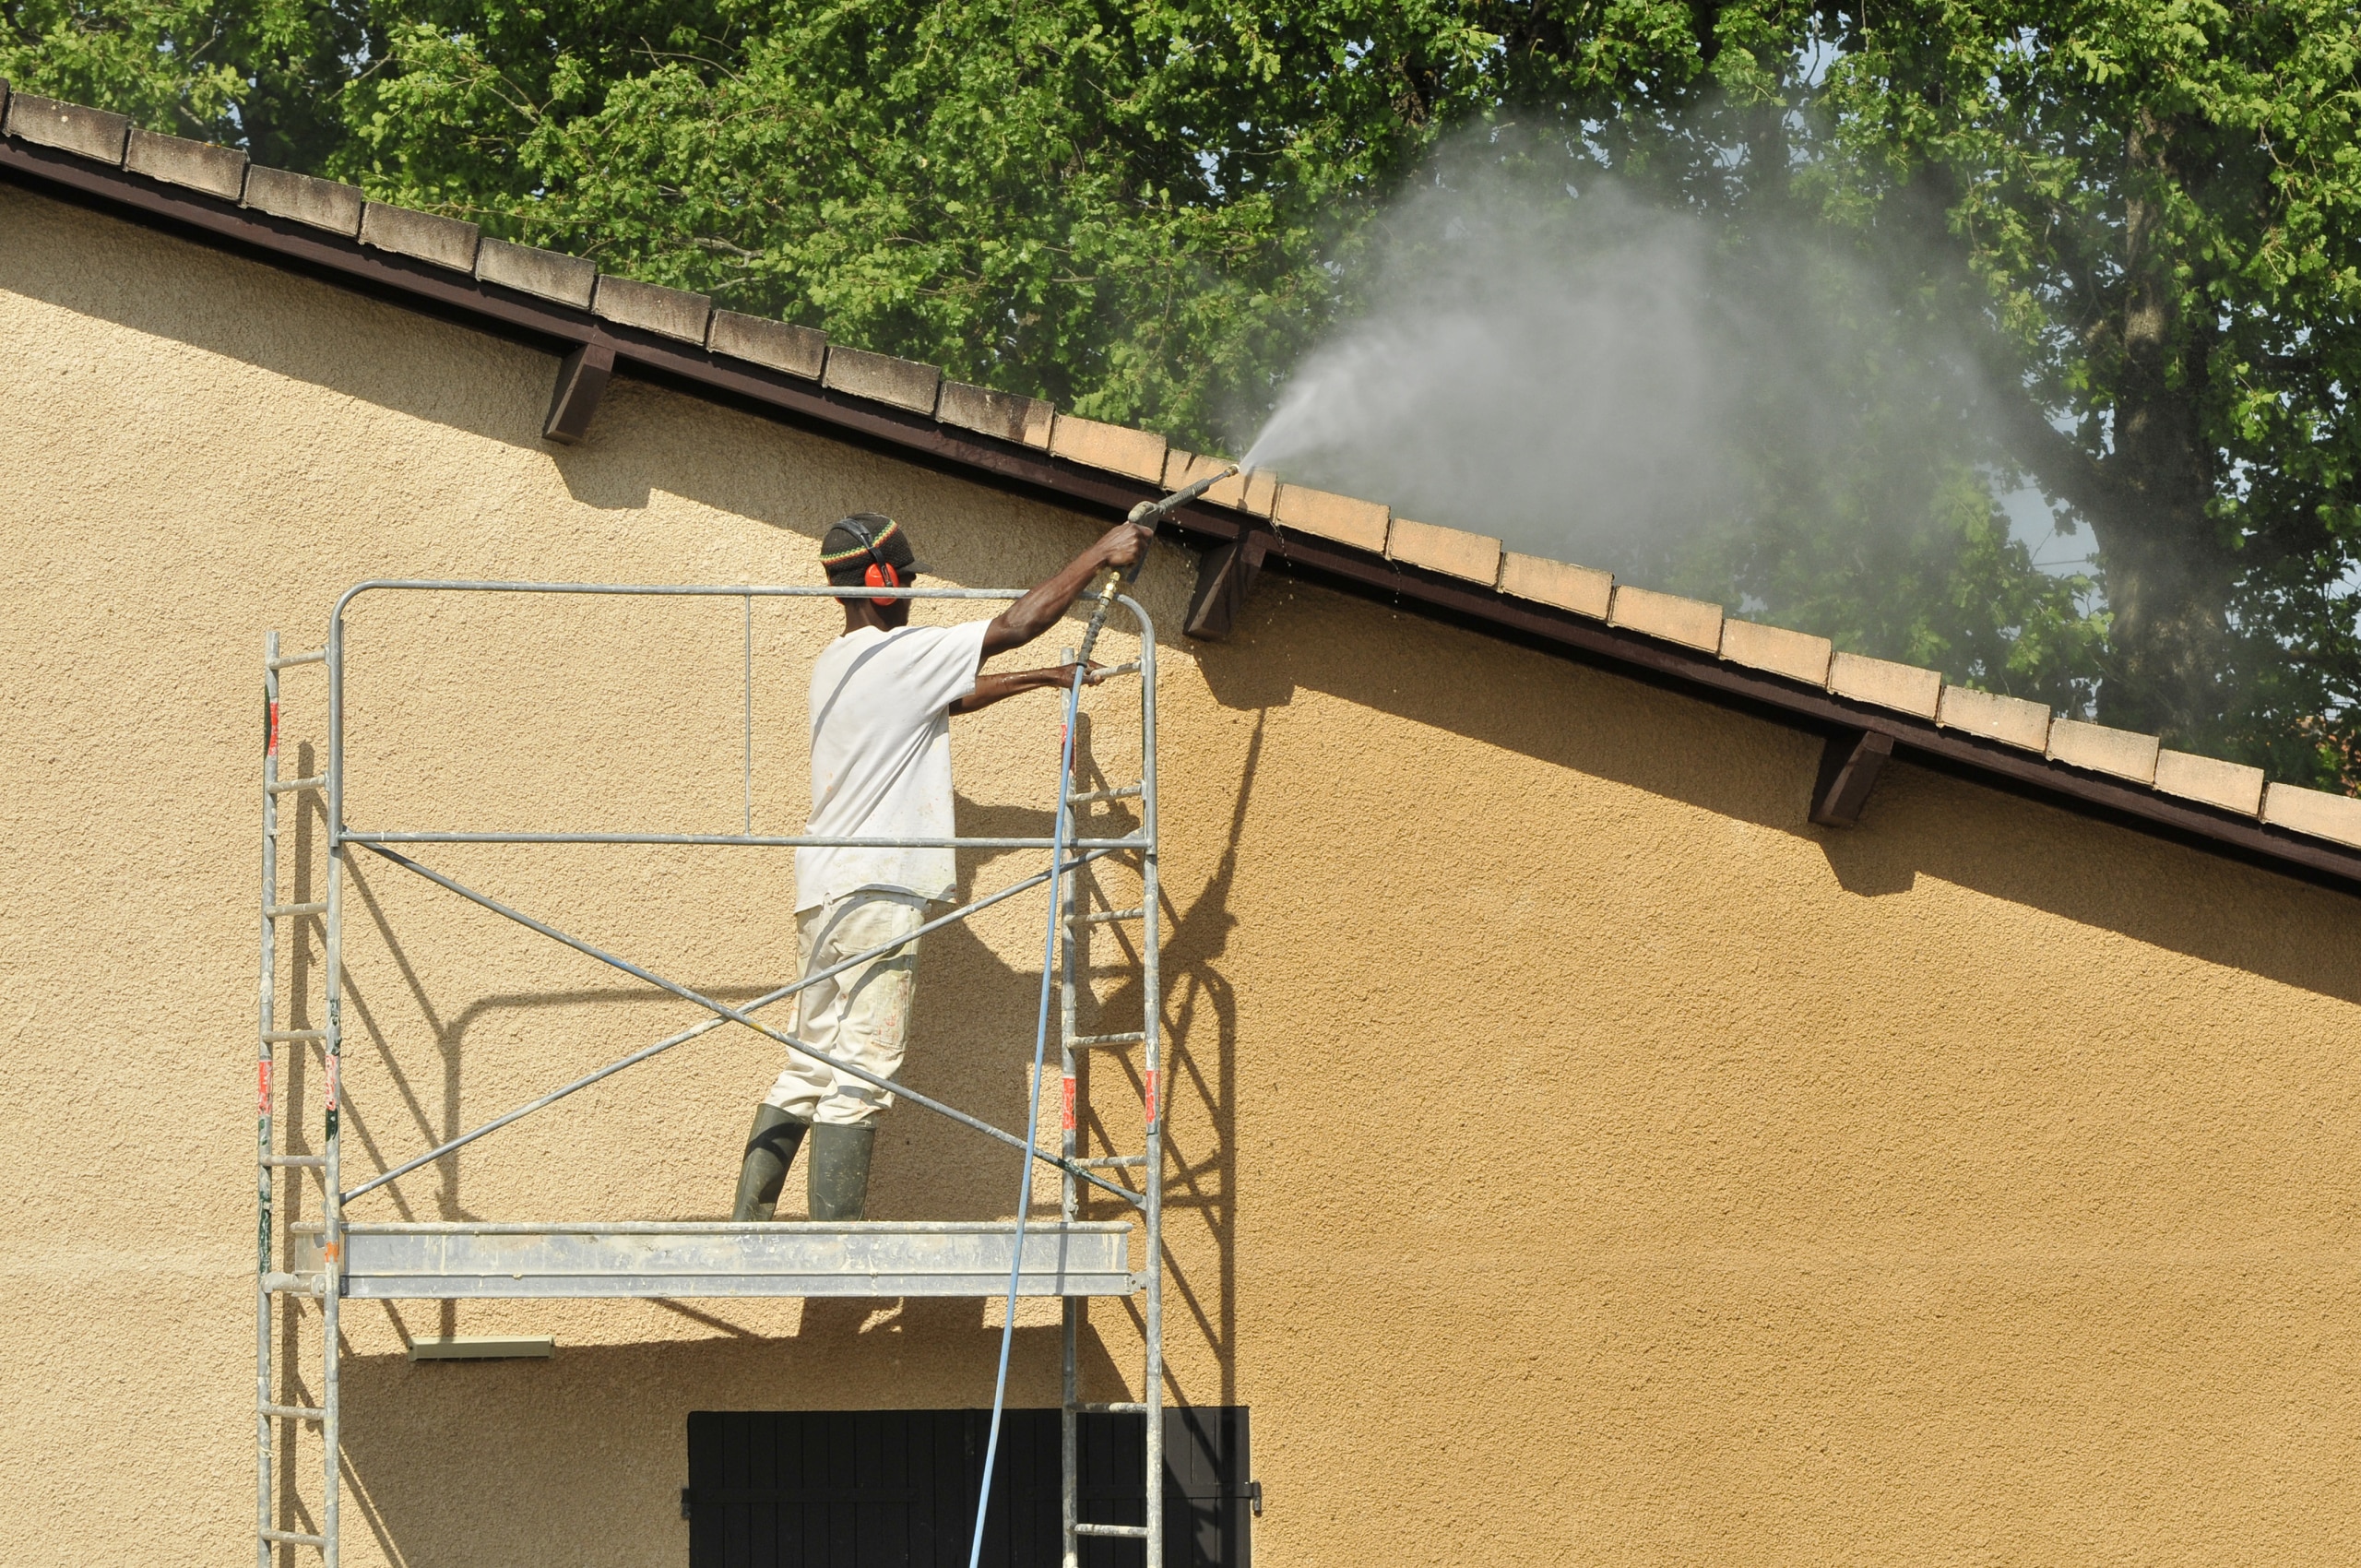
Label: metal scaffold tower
xmin=255 ymin=580 xmax=1170 ymax=1567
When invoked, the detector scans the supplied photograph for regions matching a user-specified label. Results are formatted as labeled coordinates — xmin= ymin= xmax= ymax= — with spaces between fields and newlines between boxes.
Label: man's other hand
xmin=950 ymin=662 xmax=1113 ymax=716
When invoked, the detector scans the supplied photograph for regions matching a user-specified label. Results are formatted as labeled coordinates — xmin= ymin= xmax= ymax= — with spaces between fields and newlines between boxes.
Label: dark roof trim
xmin=8 ymin=137 xmax=2359 ymax=897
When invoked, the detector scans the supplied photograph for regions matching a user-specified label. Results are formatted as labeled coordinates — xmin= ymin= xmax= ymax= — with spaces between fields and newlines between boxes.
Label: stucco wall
xmin=5 ymin=179 xmax=2360 ymax=1565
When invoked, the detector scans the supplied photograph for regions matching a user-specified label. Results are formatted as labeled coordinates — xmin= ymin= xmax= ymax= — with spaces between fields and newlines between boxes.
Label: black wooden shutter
xmin=684 ymin=1407 xmax=1252 ymax=1567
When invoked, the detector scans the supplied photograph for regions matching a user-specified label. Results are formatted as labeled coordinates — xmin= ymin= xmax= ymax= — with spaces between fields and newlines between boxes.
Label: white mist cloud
xmin=1236 ymin=142 xmax=2013 ymax=595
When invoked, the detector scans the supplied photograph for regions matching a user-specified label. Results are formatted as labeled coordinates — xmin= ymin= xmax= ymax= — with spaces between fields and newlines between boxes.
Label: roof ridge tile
xmin=474 ymin=236 xmax=595 ymax=309
xmin=4 ymin=92 xmax=129 ymax=164
xmin=2263 ymin=779 xmax=2361 ymax=847
xmin=2047 ymin=715 xmax=2162 ymax=785
xmin=1500 ymin=553 xmax=1612 ymax=619
xmin=1720 ymin=617 xmax=1833 ymax=685
xmin=1387 ymin=517 xmax=1502 ymax=586
xmin=1271 ymin=481 xmax=1389 ymax=552
xmin=243 ymin=164 xmax=362 ymax=236
xmin=823 ymin=345 xmax=942 ymax=414
xmin=1827 ymin=650 xmax=1943 ymax=719
xmin=938 ymin=379 xmax=1051 ymax=446
xmin=1936 ymin=683 xmax=2051 ymax=752
xmin=1049 ymin=412 xmax=1167 ymax=483
xmin=1609 ymin=583 xmax=1724 ymax=652
xmin=592 ymin=273 xmax=711 ymax=343
xmin=360 ymin=201 xmax=479 ymax=272
xmin=125 ymin=127 xmax=246 ymax=200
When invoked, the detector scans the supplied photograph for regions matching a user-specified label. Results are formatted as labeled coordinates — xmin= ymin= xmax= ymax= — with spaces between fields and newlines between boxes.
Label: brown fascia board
xmin=6 ymin=136 xmax=2360 ymax=898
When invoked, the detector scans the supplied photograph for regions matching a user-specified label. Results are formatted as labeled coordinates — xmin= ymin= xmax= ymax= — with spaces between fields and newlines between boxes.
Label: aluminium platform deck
xmin=284 ymin=1220 xmax=1134 ymax=1300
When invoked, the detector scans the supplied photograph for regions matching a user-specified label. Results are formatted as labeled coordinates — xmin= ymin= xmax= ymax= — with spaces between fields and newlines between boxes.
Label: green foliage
xmin=6 ymin=0 xmax=2356 ymax=778
xmin=333 ymin=1 xmax=1504 ymax=434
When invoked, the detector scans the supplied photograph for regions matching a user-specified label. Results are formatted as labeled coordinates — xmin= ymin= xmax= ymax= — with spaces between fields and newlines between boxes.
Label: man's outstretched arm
xmin=979 ymin=522 xmax=1153 ymax=659
xmin=949 ymin=662 xmax=1109 ymax=716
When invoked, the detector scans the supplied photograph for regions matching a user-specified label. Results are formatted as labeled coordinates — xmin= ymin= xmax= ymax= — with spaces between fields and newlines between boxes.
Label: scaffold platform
xmin=275 ymin=1219 xmax=1137 ymax=1300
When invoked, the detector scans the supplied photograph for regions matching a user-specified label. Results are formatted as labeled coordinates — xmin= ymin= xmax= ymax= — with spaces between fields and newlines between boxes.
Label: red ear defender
xmin=865 ymin=560 xmax=900 ymax=607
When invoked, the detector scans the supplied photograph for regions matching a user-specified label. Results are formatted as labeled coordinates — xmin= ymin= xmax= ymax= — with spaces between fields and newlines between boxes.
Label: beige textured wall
xmin=4 ymin=179 xmax=2360 ymax=1565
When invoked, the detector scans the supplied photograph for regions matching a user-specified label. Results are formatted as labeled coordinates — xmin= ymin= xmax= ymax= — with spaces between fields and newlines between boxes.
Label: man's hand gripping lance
xmin=1073 ymin=464 xmax=1241 ymax=668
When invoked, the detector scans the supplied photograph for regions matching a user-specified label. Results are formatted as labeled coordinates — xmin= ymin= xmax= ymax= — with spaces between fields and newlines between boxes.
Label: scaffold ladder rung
xmin=263 ymin=1155 xmax=325 ymax=1168
xmin=1076 ymin=1523 xmax=1151 ymax=1538
xmin=1072 ymin=1030 xmax=1145 ymax=1048
xmin=260 ymin=1528 xmax=328 ymax=1548
xmin=267 ymin=902 xmax=326 ymax=918
xmin=1074 ymin=1401 xmax=1147 ymax=1414
xmin=267 ymin=649 xmax=327 ymax=670
xmin=260 ymin=1403 xmax=326 ymax=1421
xmin=262 ymin=1029 xmax=327 ymax=1042
xmin=265 ymin=776 xmax=326 ymax=793
xmin=1069 ymin=907 xmax=1145 ymax=925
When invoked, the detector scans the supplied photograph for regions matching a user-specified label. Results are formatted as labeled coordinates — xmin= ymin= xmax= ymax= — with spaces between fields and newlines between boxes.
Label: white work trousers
xmin=763 ymin=890 xmax=927 ymax=1126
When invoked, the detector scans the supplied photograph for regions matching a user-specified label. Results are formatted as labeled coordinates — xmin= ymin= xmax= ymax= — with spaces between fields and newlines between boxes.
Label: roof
xmin=6 ymin=80 xmax=2361 ymax=896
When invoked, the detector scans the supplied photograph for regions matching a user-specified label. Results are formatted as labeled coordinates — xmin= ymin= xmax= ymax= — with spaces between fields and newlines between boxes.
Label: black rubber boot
xmin=807 ymin=1122 xmax=877 ymax=1221
xmin=730 ymin=1104 xmax=809 ymax=1221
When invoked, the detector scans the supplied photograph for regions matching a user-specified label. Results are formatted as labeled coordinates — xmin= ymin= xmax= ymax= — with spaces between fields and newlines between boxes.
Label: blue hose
xmin=968 ymin=666 xmax=1086 ymax=1568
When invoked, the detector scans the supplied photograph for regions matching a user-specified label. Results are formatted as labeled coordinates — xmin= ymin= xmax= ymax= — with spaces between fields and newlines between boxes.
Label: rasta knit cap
xmin=819 ymin=513 xmax=928 ymax=586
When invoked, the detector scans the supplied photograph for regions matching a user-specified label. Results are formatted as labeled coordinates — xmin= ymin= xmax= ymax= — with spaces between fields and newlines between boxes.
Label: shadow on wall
xmin=1196 ymin=577 xmax=2361 ymax=1008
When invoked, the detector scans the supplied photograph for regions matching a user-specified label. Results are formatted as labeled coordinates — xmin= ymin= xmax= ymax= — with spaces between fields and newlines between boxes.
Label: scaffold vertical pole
xmin=321 ymin=617 xmax=347 ymax=1568
xmin=1059 ymin=656 xmax=1084 ymax=1568
xmin=255 ymin=631 xmax=279 ymax=1568
xmin=1139 ymin=623 xmax=1166 ymax=1568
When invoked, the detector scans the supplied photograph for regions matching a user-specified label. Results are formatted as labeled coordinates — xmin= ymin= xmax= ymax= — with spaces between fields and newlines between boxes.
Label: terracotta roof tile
xmin=593 ymin=274 xmax=711 ymax=344
xmin=5 ymin=93 xmax=128 ymax=163
xmin=1387 ymin=518 xmax=1501 ymax=585
xmin=1719 ymin=619 xmax=1833 ymax=685
xmin=125 ymin=128 xmax=245 ymax=200
xmin=1272 ymin=483 xmax=1389 ymax=552
xmin=938 ymin=380 xmax=1052 ymax=446
xmin=1049 ymin=413 xmax=1166 ymax=482
xmin=2263 ymin=780 xmax=2361 ymax=847
xmin=1609 ymin=584 xmax=1723 ymax=652
xmin=2154 ymin=749 xmax=2265 ymax=816
xmin=2046 ymin=717 xmax=2161 ymax=784
xmin=475 ymin=238 xmax=596 ymax=309
xmin=822 ymin=346 xmax=941 ymax=413
xmin=359 ymin=203 xmax=478 ymax=272
xmin=709 ymin=311 xmax=826 ymax=380
xmin=243 ymin=166 xmax=363 ymax=236
xmin=1936 ymin=684 xmax=2051 ymax=752
xmin=1499 ymin=553 xmax=1612 ymax=619
xmin=1828 ymin=651 xmax=1942 ymax=719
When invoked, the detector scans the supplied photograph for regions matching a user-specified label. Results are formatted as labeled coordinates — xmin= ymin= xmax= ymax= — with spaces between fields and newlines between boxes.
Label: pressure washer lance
xmin=1073 ymin=463 xmax=1240 ymax=669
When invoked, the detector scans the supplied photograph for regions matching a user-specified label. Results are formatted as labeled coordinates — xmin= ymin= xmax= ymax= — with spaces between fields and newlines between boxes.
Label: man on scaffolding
xmin=730 ymin=512 xmax=1153 ymax=1223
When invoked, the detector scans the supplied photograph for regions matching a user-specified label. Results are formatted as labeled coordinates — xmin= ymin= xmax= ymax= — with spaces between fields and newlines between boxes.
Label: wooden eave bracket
xmin=543 ymin=340 xmax=614 ymax=445
xmin=1811 ymin=727 xmax=1893 ymax=827
xmin=1184 ymin=528 xmax=1271 ymax=641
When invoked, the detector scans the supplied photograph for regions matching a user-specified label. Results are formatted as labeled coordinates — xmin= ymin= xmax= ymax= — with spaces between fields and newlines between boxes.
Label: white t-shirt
xmin=796 ymin=619 xmax=993 ymax=911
